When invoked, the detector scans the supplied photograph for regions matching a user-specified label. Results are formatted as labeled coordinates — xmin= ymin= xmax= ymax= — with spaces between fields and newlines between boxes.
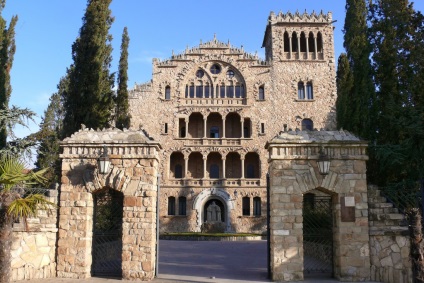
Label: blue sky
xmin=3 ymin=0 xmax=424 ymax=138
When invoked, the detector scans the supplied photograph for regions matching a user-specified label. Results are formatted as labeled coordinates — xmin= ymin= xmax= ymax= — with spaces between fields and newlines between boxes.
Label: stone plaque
xmin=341 ymin=196 xmax=355 ymax=222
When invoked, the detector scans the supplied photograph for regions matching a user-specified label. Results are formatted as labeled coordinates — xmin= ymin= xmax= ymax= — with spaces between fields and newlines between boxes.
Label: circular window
xmin=196 ymin=70 xmax=204 ymax=78
xmin=226 ymin=70 xmax=235 ymax=79
xmin=210 ymin=64 xmax=221 ymax=74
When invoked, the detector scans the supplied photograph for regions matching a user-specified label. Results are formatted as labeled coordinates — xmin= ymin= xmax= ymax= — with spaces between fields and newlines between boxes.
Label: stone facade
xmin=56 ymin=128 xmax=161 ymax=280
xmin=11 ymin=190 xmax=58 ymax=281
xmin=266 ymin=130 xmax=371 ymax=282
xmin=129 ymin=11 xmax=337 ymax=233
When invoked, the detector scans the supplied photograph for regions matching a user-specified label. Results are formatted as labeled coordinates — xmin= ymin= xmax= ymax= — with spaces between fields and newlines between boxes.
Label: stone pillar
xmin=58 ymin=128 xmax=161 ymax=281
xmin=240 ymin=119 xmax=244 ymax=138
xmin=306 ymin=35 xmax=309 ymax=59
xmin=314 ymin=36 xmax=318 ymax=60
xmin=184 ymin=157 xmax=189 ymax=178
xmin=289 ymin=36 xmax=292 ymax=59
xmin=266 ymin=130 xmax=370 ymax=282
xmin=203 ymin=156 xmax=207 ymax=179
xmin=297 ymin=35 xmax=300 ymax=58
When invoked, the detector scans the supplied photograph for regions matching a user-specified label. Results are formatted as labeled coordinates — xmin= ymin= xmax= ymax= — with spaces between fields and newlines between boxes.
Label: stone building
xmin=129 ymin=10 xmax=337 ymax=233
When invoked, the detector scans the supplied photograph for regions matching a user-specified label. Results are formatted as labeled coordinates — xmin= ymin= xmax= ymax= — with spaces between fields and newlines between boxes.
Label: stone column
xmin=203 ymin=156 xmax=207 ymax=179
xmin=289 ymin=36 xmax=292 ymax=59
xmin=240 ymin=119 xmax=244 ymax=138
xmin=306 ymin=35 xmax=310 ymax=59
xmin=297 ymin=35 xmax=301 ymax=59
xmin=314 ymin=36 xmax=318 ymax=60
xmin=184 ymin=156 xmax=189 ymax=178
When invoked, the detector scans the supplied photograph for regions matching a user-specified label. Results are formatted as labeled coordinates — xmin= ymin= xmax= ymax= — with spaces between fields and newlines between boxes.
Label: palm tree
xmin=0 ymin=154 xmax=54 ymax=283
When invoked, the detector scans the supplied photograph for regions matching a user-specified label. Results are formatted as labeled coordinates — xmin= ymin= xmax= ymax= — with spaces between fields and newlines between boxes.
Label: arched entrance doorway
xmin=303 ymin=190 xmax=334 ymax=278
xmin=92 ymin=188 xmax=124 ymax=277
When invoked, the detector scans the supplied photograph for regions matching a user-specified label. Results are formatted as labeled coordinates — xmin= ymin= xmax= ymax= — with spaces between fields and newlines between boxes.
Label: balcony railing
xmin=165 ymin=178 xmax=262 ymax=187
xmin=183 ymin=138 xmax=244 ymax=146
xmin=181 ymin=98 xmax=247 ymax=106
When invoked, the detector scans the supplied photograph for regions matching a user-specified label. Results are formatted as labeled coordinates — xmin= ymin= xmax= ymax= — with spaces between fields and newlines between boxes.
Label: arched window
xmin=242 ymin=197 xmax=250 ymax=216
xmin=317 ymin=32 xmax=323 ymax=53
xmin=300 ymin=32 xmax=307 ymax=52
xmin=301 ymin=119 xmax=313 ymax=131
xmin=284 ymin=32 xmax=290 ymax=52
xmin=308 ymin=32 xmax=315 ymax=53
xmin=210 ymin=164 xmax=220 ymax=179
xmin=258 ymin=86 xmax=265 ymax=100
xmin=178 ymin=196 xmax=186 ymax=215
xmin=298 ymin=82 xmax=305 ymax=99
xmin=165 ymin=86 xmax=171 ymax=100
xmin=174 ymin=164 xmax=183 ymax=179
xmin=292 ymin=32 xmax=298 ymax=52
xmin=253 ymin=197 xmax=261 ymax=216
xmin=168 ymin=197 xmax=176 ymax=215
xmin=306 ymin=82 xmax=313 ymax=99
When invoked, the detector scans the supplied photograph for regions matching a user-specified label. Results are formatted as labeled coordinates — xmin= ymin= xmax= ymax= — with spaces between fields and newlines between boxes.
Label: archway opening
xmin=92 ymin=188 xmax=124 ymax=277
xmin=303 ymin=189 xmax=334 ymax=278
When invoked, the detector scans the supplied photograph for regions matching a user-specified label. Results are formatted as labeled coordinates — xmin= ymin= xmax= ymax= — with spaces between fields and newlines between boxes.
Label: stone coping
xmin=159 ymin=235 xmax=266 ymax=241
xmin=266 ymin=130 xmax=365 ymax=146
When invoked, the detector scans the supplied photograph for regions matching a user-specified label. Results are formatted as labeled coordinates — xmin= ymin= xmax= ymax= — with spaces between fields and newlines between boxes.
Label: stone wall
xmin=266 ymin=130 xmax=370 ymax=282
xmin=11 ymin=189 xmax=58 ymax=281
xmin=368 ymin=186 xmax=412 ymax=283
xmin=57 ymin=128 xmax=161 ymax=280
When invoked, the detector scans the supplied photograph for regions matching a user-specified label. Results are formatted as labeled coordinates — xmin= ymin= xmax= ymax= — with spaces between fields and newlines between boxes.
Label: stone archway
xmin=192 ymin=188 xmax=235 ymax=232
xmin=57 ymin=128 xmax=161 ymax=280
xmin=266 ymin=130 xmax=370 ymax=282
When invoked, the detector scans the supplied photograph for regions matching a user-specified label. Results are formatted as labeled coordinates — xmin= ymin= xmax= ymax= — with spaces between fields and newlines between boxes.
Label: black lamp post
xmin=97 ymin=146 xmax=111 ymax=174
xmin=317 ymin=146 xmax=330 ymax=175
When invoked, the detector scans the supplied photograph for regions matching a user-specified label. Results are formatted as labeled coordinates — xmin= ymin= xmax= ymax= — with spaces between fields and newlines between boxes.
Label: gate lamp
xmin=317 ymin=147 xmax=330 ymax=175
xmin=97 ymin=146 xmax=111 ymax=174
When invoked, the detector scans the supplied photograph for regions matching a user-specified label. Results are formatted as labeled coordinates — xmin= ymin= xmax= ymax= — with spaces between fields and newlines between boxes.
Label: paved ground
xmin=17 ymin=240 xmax=377 ymax=283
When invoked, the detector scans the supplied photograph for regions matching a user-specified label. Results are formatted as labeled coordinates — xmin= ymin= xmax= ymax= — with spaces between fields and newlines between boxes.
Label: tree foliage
xmin=34 ymin=76 xmax=67 ymax=185
xmin=0 ymin=3 xmax=17 ymax=148
xmin=116 ymin=26 xmax=131 ymax=130
xmin=338 ymin=0 xmax=424 ymax=187
xmin=62 ymin=0 xmax=115 ymax=138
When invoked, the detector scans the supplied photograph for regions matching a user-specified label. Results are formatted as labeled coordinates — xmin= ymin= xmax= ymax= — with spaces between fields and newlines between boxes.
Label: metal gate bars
xmin=303 ymin=194 xmax=333 ymax=277
xmin=92 ymin=189 xmax=124 ymax=277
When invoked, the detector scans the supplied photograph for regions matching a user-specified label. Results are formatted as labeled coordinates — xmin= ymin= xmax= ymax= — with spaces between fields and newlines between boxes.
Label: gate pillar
xmin=266 ymin=131 xmax=370 ymax=282
xmin=57 ymin=128 xmax=161 ymax=280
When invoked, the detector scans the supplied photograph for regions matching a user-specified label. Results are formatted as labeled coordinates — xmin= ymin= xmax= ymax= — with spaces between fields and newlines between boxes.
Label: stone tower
xmin=129 ymin=10 xmax=337 ymax=234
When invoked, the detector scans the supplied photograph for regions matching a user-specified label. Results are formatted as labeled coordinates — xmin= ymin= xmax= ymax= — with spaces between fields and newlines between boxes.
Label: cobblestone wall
xmin=11 ymin=190 xmax=58 ymax=281
xmin=368 ymin=186 xmax=412 ymax=283
xmin=266 ymin=130 xmax=370 ymax=282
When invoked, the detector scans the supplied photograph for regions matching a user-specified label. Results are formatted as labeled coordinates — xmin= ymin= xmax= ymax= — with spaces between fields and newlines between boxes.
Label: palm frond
xmin=7 ymin=194 xmax=56 ymax=219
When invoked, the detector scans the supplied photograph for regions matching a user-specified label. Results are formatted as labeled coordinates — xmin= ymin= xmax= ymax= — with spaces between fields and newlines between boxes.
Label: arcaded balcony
xmin=179 ymin=112 xmax=252 ymax=141
xmin=167 ymin=151 xmax=261 ymax=186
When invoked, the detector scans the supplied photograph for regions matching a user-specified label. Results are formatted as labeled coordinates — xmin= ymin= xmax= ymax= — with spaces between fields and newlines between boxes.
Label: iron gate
xmin=303 ymin=194 xmax=333 ymax=277
xmin=92 ymin=189 xmax=124 ymax=277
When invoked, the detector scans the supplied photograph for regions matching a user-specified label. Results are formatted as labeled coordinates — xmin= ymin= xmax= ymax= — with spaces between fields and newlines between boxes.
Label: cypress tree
xmin=336 ymin=53 xmax=354 ymax=130
xmin=342 ymin=0 xmax=375 ymax=139
xmin=0 ymin=1 xmax=17 ymax=148
xmin=116 ymin=26 xmax=130 ymax=130
xmin=368 ymin=0 xmax=424 ymax=186
xmin=62 ymin=0 xmax=115 ymax=138
xmin=34 ymin=76 xmax=67 ymax=186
